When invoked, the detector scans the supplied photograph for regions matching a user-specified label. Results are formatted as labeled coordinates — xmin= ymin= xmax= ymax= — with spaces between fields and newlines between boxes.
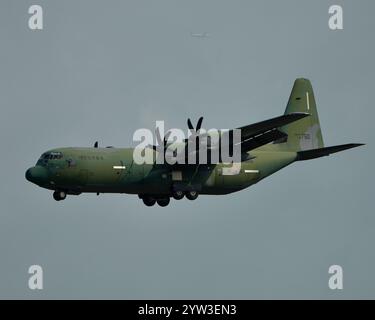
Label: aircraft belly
xmin=201 ymin=151 xmax=296 ymax=194
xmin=202 ymin=163 xmax=258 ymax=194
xmin=141 ymin=165 xmax=172 ymax=195
xmin=250 ymin=151 xmax=297 ymax=180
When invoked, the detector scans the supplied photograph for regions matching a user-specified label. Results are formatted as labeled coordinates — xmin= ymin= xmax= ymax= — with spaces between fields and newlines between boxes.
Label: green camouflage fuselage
xmin=28 ymin=144 xmax=296 ymax=196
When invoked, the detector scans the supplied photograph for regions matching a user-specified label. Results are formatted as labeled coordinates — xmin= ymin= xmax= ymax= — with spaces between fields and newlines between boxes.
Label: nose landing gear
xmin=53 ymin=190 xmax=67 ymax=201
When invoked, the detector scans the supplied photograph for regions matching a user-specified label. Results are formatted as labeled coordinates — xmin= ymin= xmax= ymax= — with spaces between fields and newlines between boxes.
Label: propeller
xmin=186 ymin=116 xmax=207 ymax=163
xmin=187 ymin=116 xmax=204 ymax=134
xmin=94 ymin=141 xmax=98 ymax=148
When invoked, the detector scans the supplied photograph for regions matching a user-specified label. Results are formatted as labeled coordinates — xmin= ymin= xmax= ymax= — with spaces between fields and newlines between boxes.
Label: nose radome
xmin=25 ymin=166 xmax=48 ymax=184
xmin=25 ymin=168 xmax=33 ymax=182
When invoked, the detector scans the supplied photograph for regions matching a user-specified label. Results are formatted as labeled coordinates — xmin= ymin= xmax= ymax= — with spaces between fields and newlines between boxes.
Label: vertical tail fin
xmin=281 ymin=78 xmax=324 ymax=151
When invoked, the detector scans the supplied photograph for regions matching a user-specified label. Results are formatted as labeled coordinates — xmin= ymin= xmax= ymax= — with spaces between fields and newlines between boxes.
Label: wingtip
xmin=340 ymin=143 xmax=365 ymax=150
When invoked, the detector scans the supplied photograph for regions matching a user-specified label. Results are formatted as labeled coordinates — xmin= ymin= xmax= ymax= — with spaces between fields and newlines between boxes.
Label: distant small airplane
xmin=26 ymin=79 xmax=364 ymax=207
xmin=190 ymin=32 xmax=210 ymax=38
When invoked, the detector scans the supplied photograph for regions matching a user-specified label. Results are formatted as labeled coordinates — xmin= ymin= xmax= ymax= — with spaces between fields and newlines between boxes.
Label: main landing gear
xmin=157 ymin=198 xmax=170 ymax=207
xmin=185 ymin=190 xmax=198 ymax=201
xmin=142 ymin=197 xmax=156 ymax=207
xmin=172 ymin=189 xmax=199 ymax=201
xmin=172 ymin=190 xmax=184 ymax=200
xmin=142 ymin=195 xmax=170 ymax=207
xmin=140 ymin=190 xmax=199 ymax=206
xmin=53 ymin=190 xmax=67 ymax=201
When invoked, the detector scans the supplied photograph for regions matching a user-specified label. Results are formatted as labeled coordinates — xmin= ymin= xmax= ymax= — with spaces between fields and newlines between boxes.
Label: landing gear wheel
xmin=143 ymin=196 xmax=156 ymax=207
xmin=157 ymin=198 xmax=170 ymax=207
xmin=185 ymin=190 xmax=198 ymax=201
xmin=53 ymin=190 xmax=66 ymax=201
xmin=172 ymin=190 xmax=184 ymax=200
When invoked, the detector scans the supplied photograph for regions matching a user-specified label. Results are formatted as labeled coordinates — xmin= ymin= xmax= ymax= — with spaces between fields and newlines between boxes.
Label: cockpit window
xmin=38 ymin=152 xmax=63 ymax=164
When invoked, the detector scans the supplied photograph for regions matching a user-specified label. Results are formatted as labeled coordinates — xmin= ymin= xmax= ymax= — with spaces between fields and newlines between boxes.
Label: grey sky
xmin=0 ymin=0 xmax=373 ymax=299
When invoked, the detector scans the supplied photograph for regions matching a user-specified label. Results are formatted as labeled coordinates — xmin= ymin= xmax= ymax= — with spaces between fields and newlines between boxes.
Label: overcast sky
xmin=0 ymin=0 xmax=373 ymax=299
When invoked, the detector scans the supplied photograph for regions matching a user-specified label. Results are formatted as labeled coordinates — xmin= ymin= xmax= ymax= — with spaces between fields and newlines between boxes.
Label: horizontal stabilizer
xmin=296 ymin=143 xmax=365 ymax=161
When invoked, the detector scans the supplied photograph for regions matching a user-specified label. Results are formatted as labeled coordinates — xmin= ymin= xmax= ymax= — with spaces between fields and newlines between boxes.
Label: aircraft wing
xmin=236 ymin=112 xmax=309 ymax=142
xmin=227 ymin=112 xmax=310 ymax=153
xmin=168 ymin=112 xmax=310 ymax=163
xmin=238 ymin=129 xmax=287 ymax=151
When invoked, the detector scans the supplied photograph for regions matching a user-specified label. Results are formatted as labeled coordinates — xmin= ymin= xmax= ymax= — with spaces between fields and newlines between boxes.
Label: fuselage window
xmin=77 ymin=155 xmax=104 ymax=160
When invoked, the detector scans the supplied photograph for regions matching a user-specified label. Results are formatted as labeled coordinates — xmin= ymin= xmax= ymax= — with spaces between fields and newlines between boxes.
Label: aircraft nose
xmin=25 ymin=166 xmax=48 ymax=184
xmin=25 ymin=168 xmax=32 ymax=181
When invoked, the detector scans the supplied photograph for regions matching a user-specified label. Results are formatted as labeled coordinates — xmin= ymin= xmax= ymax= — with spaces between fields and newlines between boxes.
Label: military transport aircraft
xmin=25 ymin=79 xmax=363 ymax=207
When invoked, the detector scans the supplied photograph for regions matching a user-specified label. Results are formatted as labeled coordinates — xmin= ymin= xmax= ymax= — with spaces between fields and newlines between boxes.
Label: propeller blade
xmin=187 ymin=118 xmax=194 ymax=131
xmin=196 ymin=116 xmax=203 ymax=131
xmin=163 ymin=131 xmax=171 ymax=146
